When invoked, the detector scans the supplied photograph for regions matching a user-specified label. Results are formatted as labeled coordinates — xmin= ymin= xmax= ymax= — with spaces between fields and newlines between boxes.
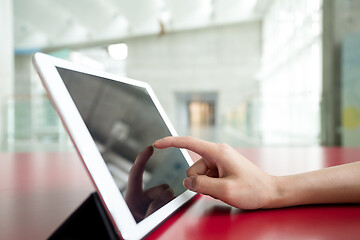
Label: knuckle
xmin=164 ymin=136 xmax=173 ymax=143
xmin=218 ymin=142 xmax=230 ymax=149
xmin=186 ymin=167 xmax=193 ymax=177
xmin=217 ymin=143 xmax=231 ymax=153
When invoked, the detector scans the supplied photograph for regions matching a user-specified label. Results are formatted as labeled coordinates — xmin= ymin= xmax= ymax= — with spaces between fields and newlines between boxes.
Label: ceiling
xmin=14 ymin=0 xmax=271 ymax=51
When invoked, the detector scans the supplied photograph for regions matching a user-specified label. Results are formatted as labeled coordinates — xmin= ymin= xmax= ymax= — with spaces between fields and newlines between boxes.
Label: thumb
xmin=183 ymin=175 xmax=225 ymax=200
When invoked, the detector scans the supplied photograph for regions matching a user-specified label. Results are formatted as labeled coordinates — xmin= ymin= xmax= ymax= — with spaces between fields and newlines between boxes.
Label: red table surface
xmin=0 ymin=148 xmax=359 ymax=240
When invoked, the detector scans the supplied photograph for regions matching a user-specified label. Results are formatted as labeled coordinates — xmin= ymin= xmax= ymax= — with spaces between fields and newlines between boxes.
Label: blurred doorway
xmin=188 ymin=101 xmax=215 ymax=127
xmin=176 ymin=92 xmax=217 ymax=141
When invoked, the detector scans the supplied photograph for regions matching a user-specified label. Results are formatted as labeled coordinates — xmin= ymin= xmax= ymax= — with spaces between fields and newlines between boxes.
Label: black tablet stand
xmin=49 ymin=192 xmax=120 ymax=240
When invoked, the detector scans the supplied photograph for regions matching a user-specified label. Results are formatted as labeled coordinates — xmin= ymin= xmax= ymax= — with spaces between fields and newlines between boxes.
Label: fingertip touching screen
xmin=56 ymin=67 xmax=188 ymax=222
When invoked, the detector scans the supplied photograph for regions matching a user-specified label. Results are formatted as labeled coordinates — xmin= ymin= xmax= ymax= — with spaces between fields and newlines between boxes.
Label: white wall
xmin=0 ymin=0 xmax=14 ymax=147
xmin=124 ymin=21 xmax=261 ymax=136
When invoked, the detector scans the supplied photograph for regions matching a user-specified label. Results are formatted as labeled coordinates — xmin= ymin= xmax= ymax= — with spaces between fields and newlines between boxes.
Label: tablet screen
xmin=56 ymin=67 xmax=188 ymax=222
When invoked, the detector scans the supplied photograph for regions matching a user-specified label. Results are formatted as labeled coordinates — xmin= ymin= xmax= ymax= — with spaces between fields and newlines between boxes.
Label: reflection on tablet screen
xmin=56 ymin=67 xmax=188 ymax=222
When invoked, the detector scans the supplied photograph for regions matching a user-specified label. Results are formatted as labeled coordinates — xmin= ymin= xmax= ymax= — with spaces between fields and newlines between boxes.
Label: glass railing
xmin=1 ymin=95 xmax=73 ymax=152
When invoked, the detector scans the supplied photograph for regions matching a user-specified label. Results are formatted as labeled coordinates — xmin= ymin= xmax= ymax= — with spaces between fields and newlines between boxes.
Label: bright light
xmin=107 ymin=43 xmax=128 ymax=60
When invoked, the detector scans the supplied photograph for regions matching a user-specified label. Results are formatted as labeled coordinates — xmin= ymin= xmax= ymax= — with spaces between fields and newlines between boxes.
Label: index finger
xmin=153 ymin=136 xmax=217 ymax=160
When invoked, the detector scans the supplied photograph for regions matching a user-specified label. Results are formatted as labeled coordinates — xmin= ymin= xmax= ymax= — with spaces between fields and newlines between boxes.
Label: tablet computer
xmin=33 ymin=52 xmax=196 ymax=239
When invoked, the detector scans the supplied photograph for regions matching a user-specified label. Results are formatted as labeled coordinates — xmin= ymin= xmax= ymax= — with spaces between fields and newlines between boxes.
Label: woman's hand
xmin=153 ymin=136 xmax=278 ymax=209
xmin=154 ymin=136 xmax=360 ymax=209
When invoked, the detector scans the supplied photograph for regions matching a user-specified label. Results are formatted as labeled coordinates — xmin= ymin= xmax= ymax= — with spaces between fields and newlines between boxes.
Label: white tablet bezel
xmin=33 ymin=52 xmax=196 ymax=240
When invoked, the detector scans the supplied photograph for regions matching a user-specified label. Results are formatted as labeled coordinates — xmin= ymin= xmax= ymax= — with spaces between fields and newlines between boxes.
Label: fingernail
xmin=183 ymin=178 xmax=193 ymax=191
xmin=153 ymin=139 xmax=162 ymax=148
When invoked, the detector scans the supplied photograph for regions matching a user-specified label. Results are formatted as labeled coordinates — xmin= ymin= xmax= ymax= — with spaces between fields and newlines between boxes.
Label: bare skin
xmin=153 ymin=136 xmax=360 ymax=209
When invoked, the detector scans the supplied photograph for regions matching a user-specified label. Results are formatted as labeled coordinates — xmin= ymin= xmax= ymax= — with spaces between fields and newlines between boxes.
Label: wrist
xmin=262 ymin=175 xmax=289 ymax=208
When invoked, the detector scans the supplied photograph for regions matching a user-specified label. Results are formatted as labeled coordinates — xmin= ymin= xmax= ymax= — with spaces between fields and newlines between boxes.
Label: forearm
xmin=266 ymin=161 xmax=360 ymax=208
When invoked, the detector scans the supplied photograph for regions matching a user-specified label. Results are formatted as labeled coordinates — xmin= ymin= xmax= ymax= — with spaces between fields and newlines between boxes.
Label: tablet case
xmin=48 ymin=192 xmax=120 ymax=240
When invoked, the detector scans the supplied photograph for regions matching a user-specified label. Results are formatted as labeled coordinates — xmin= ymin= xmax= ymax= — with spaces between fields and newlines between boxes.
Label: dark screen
xmin=56 ymin=67 xmax=188 ymax=222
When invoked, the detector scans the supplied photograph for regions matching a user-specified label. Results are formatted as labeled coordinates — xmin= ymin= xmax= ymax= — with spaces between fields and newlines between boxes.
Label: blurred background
xmin=1 ymin=0 xmax=360 ymax=152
